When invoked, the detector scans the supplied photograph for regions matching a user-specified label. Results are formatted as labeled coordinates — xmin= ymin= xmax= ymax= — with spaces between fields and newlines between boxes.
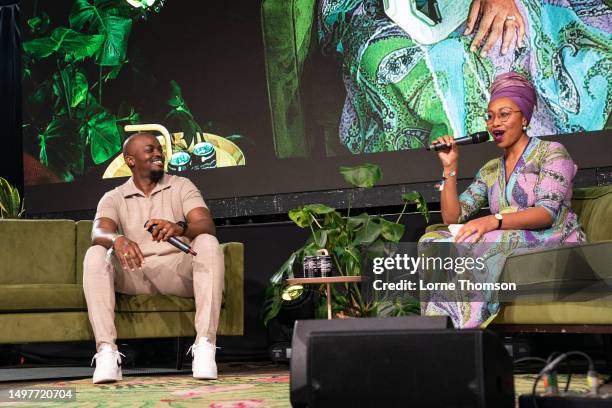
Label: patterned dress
xmin=318 ymin=0 xmax=612 ymax=153
xmin=419 ymin=137 xmax=586 ymax=328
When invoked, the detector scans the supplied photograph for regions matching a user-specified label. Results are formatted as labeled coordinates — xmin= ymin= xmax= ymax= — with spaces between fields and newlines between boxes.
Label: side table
xmin=286 ymin=276 xmax=363 ymax=319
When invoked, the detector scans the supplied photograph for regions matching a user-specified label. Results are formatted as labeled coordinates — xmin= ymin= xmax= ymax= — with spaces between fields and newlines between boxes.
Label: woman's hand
xmin=455 ymin=215 xmax=498 ymax=243
xmin=113 ymin=236 xmax=145 ymax=271
xmin=432 ymin=136 xmax=459 ymax=170
xmin=465 ymin=0 xmax=526 ymax=56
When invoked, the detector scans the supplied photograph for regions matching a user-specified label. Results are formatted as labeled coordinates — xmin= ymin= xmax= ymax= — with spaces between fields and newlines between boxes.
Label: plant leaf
xmin=354 ymin=219 xmax=382 ymax=245
xmin=29 ymin=80 xmax=53 ymax=105
xmin=262 ymin=284 xmax=283 ymax=326
xmin=87 ymin=110 xmax=122 ymax=164
xmin=70 ymin=0 xmax=102 ymax=31
xmin=27 ymin=12 xmax=51 ymax=35
xmin=288 ymin=207 xmax=313 ymax=228
xmin=270 ymin=251 xmax=299 ymax=284
xmin=313 ymin=229 xmax=328 ymax=248
xmin=165 ymin=80 xmax=202 ymax=146
xmin=340 ymin=163 xmax=383 ymax=188
xmin=365 ymin=239 xmax=386 ymax=259
xmin=96 ymin=15 xmax=132 ymax=66
xmin=303 ymin=204 xmax=335 ymax=215
xmin=38 ymin=118 xmax=84 ymax=181
xmin=346 ymin=212 xmax=370 ymax=230
xmin=23 ymin=27 xmax=104 ymax=62
xmin=379 ymin=218 xmax=405 ymax=242
xmin=71 ymin=70 xmax=89 ymax=108
xmin=402 ymin=191 xmax=430 ymax=222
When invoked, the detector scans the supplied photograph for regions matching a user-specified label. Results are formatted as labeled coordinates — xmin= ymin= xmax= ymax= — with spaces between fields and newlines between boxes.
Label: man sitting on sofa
xmin=83 ymin=132 xmax=224 ymax=384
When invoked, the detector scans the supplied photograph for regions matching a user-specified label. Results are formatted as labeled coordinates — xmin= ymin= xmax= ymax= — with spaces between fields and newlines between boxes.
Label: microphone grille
xmin=472 ymin=131 xmax=490 ymax=143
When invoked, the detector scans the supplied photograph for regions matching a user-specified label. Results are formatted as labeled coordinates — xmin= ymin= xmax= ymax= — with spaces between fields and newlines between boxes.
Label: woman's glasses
xmin=485 ymin=109 xmax=522 ymax=123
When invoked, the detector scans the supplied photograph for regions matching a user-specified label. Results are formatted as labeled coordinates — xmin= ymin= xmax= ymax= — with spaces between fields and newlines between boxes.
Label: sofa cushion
xmin=494 ymin=296 xmax=612 ymax=324
xmin=115 ymin=293 xmax=195 ymax=312
xmin=0 ymin=284 xmax=86 ymax=311
xmin=571 ymin=185 xmax=612 ymax=242
xmin=0 ymin=219 xmax=76 ymax=284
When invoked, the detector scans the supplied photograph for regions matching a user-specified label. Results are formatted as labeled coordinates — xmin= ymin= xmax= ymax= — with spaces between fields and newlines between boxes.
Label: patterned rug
xmin=0 ymin=369 xmax=601 ymax=407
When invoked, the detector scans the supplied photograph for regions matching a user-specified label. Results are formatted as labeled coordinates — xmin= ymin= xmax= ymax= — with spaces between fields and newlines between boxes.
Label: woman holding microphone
xmin=420 ymin=71 xmax=585 ymax=328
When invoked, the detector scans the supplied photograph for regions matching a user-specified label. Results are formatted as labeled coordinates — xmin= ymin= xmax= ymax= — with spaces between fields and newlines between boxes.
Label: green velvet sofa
xmin=0 ymin=220 xmax=244 ymax=344
xmin=427 ymin=185 xmax=612 ymax=332
xmin=494 ymin=185 xmax=612 ymax=332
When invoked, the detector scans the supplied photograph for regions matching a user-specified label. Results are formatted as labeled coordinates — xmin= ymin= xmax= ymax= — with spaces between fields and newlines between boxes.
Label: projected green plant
xmin=22 ymin=0 xmax=149 ymax=181
xmin=262 ymin=164 xmax=429 ymax=323
xmin=0 ymin=178 xmax=25 ymax=219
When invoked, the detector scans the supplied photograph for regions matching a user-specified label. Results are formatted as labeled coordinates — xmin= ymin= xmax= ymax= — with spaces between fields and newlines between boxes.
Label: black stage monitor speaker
xmin=290 ymin=316 xmax=514 ymax=408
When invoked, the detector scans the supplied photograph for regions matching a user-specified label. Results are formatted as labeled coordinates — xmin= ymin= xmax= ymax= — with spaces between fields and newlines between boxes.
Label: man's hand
xmin=144 ymin=219 xmax=184 ymax=242
xmin=113 ymin=236 xmax=145 ymax=270
xmin=455 ymin=215 xmax=498 ymax=243
xmin=465 ymin=0 xmax=526 ymax=56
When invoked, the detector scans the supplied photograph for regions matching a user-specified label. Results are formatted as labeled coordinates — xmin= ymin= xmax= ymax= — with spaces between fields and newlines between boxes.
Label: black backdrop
xmin=0 ymin=0 xmax=22 ymax=189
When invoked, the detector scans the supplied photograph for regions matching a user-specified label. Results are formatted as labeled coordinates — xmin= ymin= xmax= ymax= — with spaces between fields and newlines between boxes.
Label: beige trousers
xmin=83 ymin=234 xmax=224 ymax=350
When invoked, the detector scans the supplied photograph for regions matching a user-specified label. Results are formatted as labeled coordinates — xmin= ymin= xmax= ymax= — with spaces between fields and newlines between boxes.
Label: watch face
xmin=495 ymin=214 xmax=503 ymax=220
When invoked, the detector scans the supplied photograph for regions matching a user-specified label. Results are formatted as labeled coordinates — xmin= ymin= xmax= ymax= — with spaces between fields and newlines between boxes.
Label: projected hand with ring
xmin=465 ymin=0 xmax=526 ymax=56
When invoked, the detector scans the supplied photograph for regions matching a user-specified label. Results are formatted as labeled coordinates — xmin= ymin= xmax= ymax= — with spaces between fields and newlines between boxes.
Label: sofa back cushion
xmin=0 ymin=219 xmax=76 ymax=284
xmin=572 ymin=186 xmax=612 ymax=242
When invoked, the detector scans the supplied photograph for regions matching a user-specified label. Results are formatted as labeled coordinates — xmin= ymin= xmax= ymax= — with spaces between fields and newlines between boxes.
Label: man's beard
xmin=150 ymin=169 xmax=164 ymax=182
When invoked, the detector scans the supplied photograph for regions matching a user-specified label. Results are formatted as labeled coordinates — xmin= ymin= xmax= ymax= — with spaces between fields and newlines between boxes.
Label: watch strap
xmin=176 ymin=221 xmax=188 ymax=235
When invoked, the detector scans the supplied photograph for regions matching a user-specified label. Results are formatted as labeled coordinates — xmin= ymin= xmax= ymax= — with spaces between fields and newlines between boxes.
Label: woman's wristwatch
xmin=494 ymin=213 xmax=503 ymax=229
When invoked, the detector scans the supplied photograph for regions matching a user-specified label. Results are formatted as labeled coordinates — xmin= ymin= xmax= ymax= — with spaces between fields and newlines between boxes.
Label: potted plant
xmin=0 ymin=178 xmax=25 ymax=219
xmin=263 ymin=164 xmax=429 ymax=323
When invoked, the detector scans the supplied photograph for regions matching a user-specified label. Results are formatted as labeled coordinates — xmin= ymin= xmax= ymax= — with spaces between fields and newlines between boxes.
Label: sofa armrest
xmin=425 ymin=223 xmax=449 ymax=234
xmin=219 ymin=242 xmax=244 ymax=336
xmin=500 ymin=240 xmax=612 ymax=302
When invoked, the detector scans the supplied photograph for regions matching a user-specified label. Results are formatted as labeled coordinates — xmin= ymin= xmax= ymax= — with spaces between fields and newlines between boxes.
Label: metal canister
xmin=168 ymin=151 xmax=191 ymax=173
xmin=318 ymin=253 xmax=333 ymax=277
xmin=302 ymin=255 xmax=317 ymax=278
xmin=302 ymin=249 xmax=333 ymax=278
xmin=191 ymin=142 xmax=217 ymax=170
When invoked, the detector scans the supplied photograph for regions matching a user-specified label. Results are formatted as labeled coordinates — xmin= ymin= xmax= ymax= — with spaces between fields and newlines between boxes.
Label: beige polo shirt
xmin=94 ymin=174 xmax=207 ymax=256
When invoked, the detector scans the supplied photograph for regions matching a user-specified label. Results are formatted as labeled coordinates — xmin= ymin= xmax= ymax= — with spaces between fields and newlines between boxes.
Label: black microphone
xmin=144 ymin=222 xmax=197 ymax=256
xmin=426 ymin=131 xmax=490 ymax=151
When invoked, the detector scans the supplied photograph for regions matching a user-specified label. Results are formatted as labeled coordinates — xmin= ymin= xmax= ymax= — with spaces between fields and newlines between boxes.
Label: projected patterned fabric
xmin=319 ymin=0 xmax=612 ymax=153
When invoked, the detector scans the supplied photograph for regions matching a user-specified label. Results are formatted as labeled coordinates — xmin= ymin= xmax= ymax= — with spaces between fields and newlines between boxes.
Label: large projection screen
xmin=21 ymin=0 xmax=611 ymax=213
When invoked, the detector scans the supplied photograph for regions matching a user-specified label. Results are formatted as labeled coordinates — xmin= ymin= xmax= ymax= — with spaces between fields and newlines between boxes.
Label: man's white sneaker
xmin=91 ymin=344 xmax=124 ymax=384
xmin=188 ymin=338 xmax=218 ymax=380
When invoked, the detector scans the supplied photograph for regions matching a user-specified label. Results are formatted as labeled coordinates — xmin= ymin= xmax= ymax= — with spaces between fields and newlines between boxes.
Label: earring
xmin=522 ymin=125 xmax=528 ymax=131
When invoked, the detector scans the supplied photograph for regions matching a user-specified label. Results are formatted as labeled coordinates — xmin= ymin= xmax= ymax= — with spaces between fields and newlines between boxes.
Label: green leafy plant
xmin=0 ymin=178 xmax=25 ymax=219
xmin=262 ymin=164 xmax=429 ymax=324
xmin=165 ymin=81 xmax=252 ymax=151
xmin=22 ymin=0 xmax=148 ymax=181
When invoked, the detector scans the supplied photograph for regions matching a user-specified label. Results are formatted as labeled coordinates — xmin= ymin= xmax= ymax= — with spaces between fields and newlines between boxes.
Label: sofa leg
xmin=176 ymin=337 xmax=185 ymax=371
